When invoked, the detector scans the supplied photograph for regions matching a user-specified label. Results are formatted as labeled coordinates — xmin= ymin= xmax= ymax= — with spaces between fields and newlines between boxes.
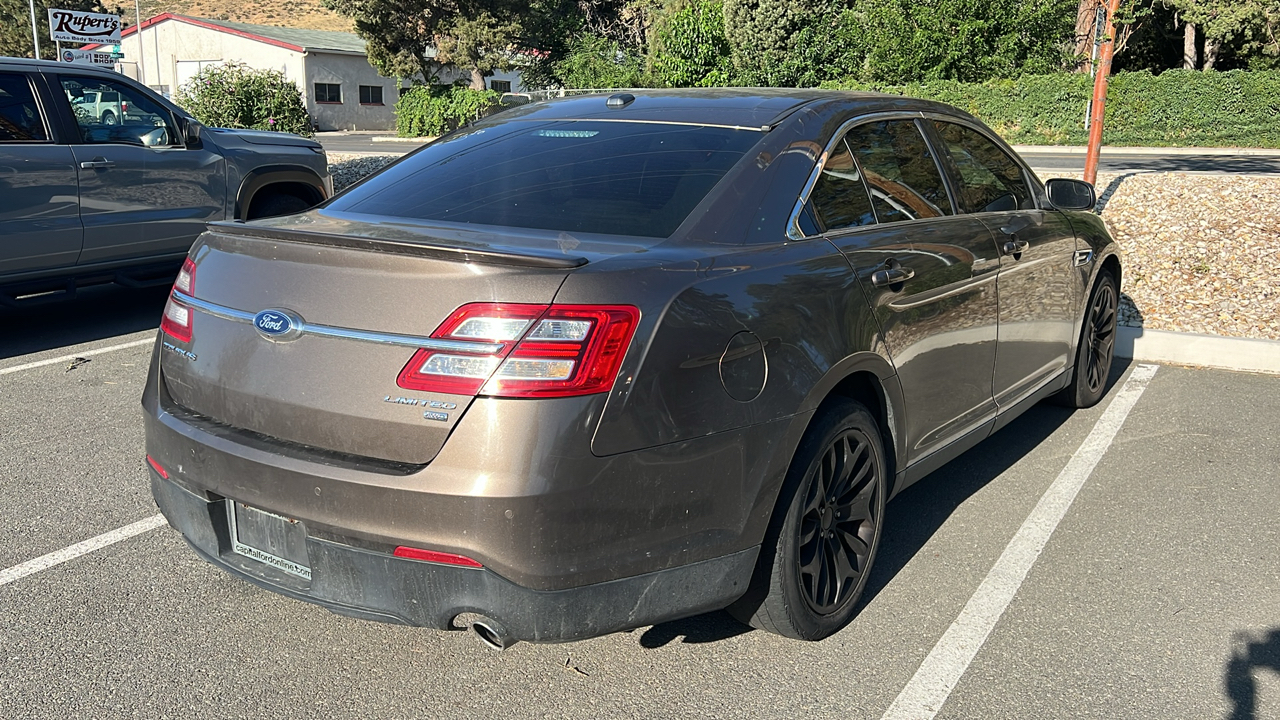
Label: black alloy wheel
xmin=1083 ymin=278 xmax=1117 ymax=394
xmin=797 ymin=429 xmax=880 ymax=615
xmin=1055 ymin=269 xmax=1119 ymax=409
xmin=729 ymin=399 xmax=886 ymax=640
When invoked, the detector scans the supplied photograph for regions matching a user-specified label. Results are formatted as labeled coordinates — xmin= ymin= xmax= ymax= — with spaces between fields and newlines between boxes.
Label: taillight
xmin=397 ymin=302 xmax=639 ymax=398
xmin=160 ymin=257 xmax=196 ymax=343
xmin=393 ymin=546 xmax=483 ymax=568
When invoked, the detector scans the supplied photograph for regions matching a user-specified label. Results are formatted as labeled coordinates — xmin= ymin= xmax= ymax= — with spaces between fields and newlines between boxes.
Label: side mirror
xmin=1045 ymin=178 xmax=1096 ymax=211
xmin=181 ymin=117 xmax=203 ymax=146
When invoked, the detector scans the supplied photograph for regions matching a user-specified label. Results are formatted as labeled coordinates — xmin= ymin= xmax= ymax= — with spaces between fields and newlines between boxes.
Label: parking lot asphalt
xmin=1 ymin=284 xmax=1277 ymax=719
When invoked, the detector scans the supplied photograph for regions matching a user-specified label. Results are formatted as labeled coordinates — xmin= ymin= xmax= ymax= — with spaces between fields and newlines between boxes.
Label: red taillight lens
xmin=160 ymin=258 xmax=196 ymax=343
xmin=396 ymin=303 xmax=639 ymax=398
xmin=488 ymin=306 xmax=638 ymax=398
xmin=145 ymin=455 xmax=169 ymax=479
xmin=393 ymin=546 xmax=483 ymax=567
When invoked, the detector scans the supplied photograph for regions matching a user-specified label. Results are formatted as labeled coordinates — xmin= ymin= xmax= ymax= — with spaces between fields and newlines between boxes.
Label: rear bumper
xmin=151 ymin=471 xmax=756 ymax=642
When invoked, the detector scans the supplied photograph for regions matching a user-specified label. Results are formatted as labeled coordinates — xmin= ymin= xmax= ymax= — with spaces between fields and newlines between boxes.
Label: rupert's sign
xmin=47 ymin=9 xmax=123 ymax=44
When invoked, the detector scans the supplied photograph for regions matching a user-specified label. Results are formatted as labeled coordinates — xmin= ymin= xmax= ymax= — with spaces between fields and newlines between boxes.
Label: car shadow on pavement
xmin=857 ymin=358 xmax=1133 ymax=609
xmin=639 ymin=360 xmax=1134 ymax=649
xmin=1225 ymin=628 xmax=1280 ymax=720
xmin=0 ymin=284 xmax=169 ymax=360
xmin=638 ymin=611 xmax=754 ymax=648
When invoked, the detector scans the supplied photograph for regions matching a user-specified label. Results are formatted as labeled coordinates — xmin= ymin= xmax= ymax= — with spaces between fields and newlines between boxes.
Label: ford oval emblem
xmin=253 ymin=309 xmax=303 ymax=341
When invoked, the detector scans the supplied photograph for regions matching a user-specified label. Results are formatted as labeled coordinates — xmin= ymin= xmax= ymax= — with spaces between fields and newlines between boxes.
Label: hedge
xmin=823 ymin=70 xmax=1280 ymax=148
xmin=396 ymin=85 xmax=500 ymax=137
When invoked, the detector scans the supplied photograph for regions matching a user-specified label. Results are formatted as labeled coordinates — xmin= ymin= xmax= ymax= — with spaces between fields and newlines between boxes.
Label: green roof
xmin=177 ymin=15 xmax=367 ymax=54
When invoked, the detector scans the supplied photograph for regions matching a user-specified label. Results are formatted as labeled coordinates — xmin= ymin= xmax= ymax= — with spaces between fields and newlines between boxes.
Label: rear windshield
xmin=327 ymin=120 xmax=762 ymax=238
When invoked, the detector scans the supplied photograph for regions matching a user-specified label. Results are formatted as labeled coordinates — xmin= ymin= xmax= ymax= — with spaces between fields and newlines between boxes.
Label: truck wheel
xmin=728 ymin=398 xmax=886 ymax=640
xmin=247 ymin=192 xmax=312 ymax=220
xmin=101 ymin=111 xmax=117 ymax=125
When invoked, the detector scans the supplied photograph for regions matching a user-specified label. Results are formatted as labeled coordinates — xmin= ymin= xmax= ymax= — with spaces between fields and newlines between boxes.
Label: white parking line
xmin=0 ymin=338 xmax=153 ymax=376
xmin=0 ymin=514 xmax=166 ymax=588
xmin=881 ymin=364 xmax=1160 ymax=720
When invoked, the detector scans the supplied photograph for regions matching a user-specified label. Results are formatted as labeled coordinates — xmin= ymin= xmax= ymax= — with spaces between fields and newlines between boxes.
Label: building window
xmin=314 ymin=83 xmax=342 ymax=103
xmin=359 ymin=85 xmax=383 ymax=105
xmin=490 ymin=79 xmax=511 ymax=93
xmin=400 ymin=86 xmax=413 ymax=97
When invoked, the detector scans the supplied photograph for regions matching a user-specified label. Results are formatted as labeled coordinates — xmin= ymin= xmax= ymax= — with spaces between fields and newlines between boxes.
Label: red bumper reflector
xmin=393 ymin=546 xmax=483 ymax=568
xmin=146 ymin=455 xmax=169 ymax=479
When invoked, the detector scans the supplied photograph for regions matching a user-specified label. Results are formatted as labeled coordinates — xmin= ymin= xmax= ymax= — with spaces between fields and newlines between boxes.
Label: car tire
xmin=247 ymin=192 xmax=313 ymax=220
xmin=1053 ymin=269 xmax=1119 ymax=409
xmin=101 ymin=111 xmax=116 ymax=125
xmin=728 ymin=399 xmax=886 ymax=640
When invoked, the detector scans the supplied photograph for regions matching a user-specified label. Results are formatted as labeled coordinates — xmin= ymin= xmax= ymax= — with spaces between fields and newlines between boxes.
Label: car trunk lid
xmin=158 ymin=221 xmax=581 ymax=465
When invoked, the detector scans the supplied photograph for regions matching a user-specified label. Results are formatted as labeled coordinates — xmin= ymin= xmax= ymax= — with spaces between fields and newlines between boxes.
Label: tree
xmin=1075 ymin=0 xmax=1104 ymax=71
xmin=435 ymin=12 xmax=522 ymax=89
xmin=551 ymin=33 xmax=649 ymax=88
xmin=1163 ymin=0 xmax=1280 ymax=69
xmin=0 ymin=0 xmax=120 ymax=60
xmin=854 ymin=0 xmax=1078 ymax=83
xmin=721 ymin=0 xmax=812 ymax=77
xmin=323 ymin=0 xmax=526 ymax=85
xmin=652 ymin=0 xmax=732 ymax=86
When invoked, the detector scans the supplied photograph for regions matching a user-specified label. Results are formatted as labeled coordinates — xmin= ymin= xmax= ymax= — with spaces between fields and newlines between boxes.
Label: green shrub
xmin=823 ymin=70 xmax=1280 ymax=148
xmin=395 ymin=85 xmax=500 ymax=137
xmin=552 ymin=34 xmax=651 ymax=90
xmin=652 ymin=0 xmax=734 ymax=88
xmin=174 ymin=63 xmax=312 ymax=137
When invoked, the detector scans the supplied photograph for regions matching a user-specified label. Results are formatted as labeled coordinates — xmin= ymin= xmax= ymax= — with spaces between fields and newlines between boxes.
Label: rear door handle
xmin=1002 ymin=239 xmax=1029 ymax=256
xmin=79 ymin=158 xmax=115 ymax=169
xmin=871 ymin=265 xmax=915 ymax=288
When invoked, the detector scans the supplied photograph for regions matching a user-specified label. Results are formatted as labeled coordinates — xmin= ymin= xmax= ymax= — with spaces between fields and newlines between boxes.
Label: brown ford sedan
xmin=142 ymin=90 xmax=1119 ymax=648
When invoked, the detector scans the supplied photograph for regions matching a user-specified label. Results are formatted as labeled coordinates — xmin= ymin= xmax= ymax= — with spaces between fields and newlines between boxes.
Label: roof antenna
xmin=606 ymin=93 xmax=636 ymax=108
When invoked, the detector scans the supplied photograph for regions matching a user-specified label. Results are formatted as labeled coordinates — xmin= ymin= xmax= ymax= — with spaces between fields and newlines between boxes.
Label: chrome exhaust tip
xmin=469 ymin=617 xmax=516 ymax=651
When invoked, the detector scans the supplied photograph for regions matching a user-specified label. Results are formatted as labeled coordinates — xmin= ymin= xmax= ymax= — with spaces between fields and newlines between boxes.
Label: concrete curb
xmin=372 ymin=136 xmax=435 ymax=143
xmin=1013 ymin=145 xmax=1280 ymax=157
xmin=1115 ymin=326 xmax=1280 ymax=375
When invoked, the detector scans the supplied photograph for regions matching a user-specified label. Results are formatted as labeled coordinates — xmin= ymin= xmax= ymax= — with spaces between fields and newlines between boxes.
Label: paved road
xmin=1 ymin=285 xmax=1278 ymax=719
xmin=316 ymin=133 xmax=1280 ymax=174
xmin=1016 ymin=150 xmax=1280 ymax=175
xmin=318 ymin=133 xmax=424 ymax=155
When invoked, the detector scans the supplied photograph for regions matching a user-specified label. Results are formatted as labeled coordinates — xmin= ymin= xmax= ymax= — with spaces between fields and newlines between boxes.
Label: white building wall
xmin=303 ymin=51 xmax=399 ymax=131
xmin=118 ymin=21 xmax=303 ymax=99
xmin=114 ymin=17 xmax=525 ymax=131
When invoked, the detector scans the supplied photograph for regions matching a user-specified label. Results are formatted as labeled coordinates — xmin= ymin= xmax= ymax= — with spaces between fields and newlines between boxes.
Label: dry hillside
xmin=125 ymin=0 xmax=353 ymax=32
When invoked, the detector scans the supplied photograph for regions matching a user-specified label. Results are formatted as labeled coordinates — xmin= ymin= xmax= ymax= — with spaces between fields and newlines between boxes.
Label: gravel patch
xmin=323 ymin=153 xmax=1280 ymax=342
xmin=328 ymin=153 xmax=401 ymax=193
xmin=1081 ymin=172 xmax=1280 ymax=341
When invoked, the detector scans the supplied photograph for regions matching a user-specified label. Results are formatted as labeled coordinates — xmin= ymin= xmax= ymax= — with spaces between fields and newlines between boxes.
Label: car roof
xmin=0 ymin=56 xmax=122 ymax=76
xmin=497 ymin=88 xmax=975 ymax=130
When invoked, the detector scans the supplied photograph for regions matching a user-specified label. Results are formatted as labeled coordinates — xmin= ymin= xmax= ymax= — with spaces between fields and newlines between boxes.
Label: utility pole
xmin=1083 ymin=0 xmax=1123 ymax=186
xmin=28 ymin=0 xmax=41 ymax=59
xmin=134 ymin=0 xmax=145 ymax=84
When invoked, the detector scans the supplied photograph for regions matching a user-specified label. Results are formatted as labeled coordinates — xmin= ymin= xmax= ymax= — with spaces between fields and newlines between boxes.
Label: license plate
xmin=227 ymin=501 xmax=312 ymax=581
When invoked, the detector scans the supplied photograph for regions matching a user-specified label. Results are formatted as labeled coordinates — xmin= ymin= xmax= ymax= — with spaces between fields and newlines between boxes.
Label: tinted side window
xmin=844 ymin=120 xmax=953 ymax=223
xmin=60 ymin=76 xmax=177 ymax=147
xmin=808 ymin=137 xmax=876 ymax=232
xmin=931 ymin=121 xmax=1034 ymax=213
xmin=0 ymin=73 xmax=48 ymax=142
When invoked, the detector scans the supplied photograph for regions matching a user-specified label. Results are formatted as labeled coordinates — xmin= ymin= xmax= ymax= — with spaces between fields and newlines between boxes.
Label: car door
xmin=811 ymin=117 xmax=1002 ymax=463
xmin=926 ymin=120 xmax=1080 ymax=408
xmin=0 ymin=68 xmax=82 ymax=278
xmin=55 ymin=74 xmax=224 ymax=265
